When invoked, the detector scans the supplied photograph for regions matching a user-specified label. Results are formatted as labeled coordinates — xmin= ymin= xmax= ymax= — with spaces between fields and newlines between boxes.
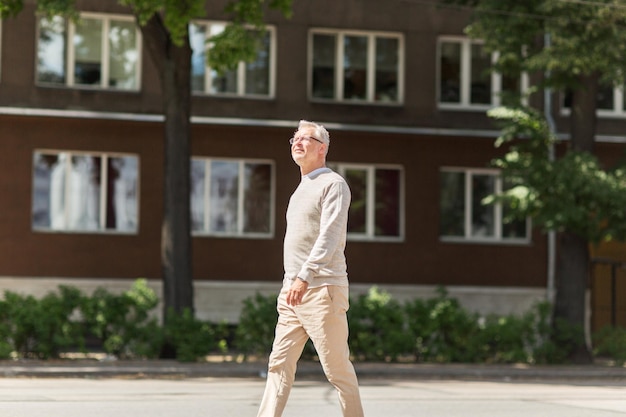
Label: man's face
xmin=291 ymin=127 xmax=324 ymax=167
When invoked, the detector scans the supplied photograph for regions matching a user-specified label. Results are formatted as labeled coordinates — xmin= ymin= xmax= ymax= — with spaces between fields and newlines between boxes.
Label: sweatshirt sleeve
xmin=297 ymin=180 xmax=351 ymax=282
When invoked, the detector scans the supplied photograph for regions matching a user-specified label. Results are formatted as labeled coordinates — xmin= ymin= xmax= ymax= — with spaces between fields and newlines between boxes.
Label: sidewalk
xmin=2 ymin=358 xmax=626 ymax=381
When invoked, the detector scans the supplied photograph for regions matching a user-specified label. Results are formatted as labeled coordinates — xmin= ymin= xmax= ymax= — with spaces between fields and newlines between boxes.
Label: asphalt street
xmin=1 ymin=376 xmax=625 ymax=417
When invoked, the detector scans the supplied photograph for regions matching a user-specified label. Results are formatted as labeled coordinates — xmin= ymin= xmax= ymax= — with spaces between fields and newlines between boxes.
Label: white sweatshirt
xmin=283 ymin=167 xmax=351 ymax=288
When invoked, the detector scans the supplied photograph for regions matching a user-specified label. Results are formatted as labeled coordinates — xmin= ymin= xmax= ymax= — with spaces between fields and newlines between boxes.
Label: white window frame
xmin=32 ymin=149 xmax=140 ymax=234
xmin=36 ymin=12 xmax=142 ymax=90
xmin=190 ymin=21 xmax=276 ymax=99
xmin=191 ymin=157 xmax=276 ymax=238
xmin=561 ymin=86 xmax=626 ymax=118
xmin=331 ymin=163 xmax=405 ymax=242
xmin=440 ymin=167 xmax=531 ymax=244
xmin=437 ymin=36 xmax=529 ymax=110
xmin=308 ymin=28 xmax=405 ymax=105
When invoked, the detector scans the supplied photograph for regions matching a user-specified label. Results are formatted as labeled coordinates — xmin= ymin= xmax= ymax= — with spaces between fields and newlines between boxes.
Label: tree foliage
xmin=486 ymin=106 xmax=626 ymax=243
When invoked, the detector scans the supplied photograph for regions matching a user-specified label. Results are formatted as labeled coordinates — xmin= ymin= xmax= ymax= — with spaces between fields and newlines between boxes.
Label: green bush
xmin=234 ymin=292 xmax=278 ymax=358
xmin=593 ymin=326 xmax=626 ymax=366
xmin=1 ymin=286 xmax=84 ymax=359
xmin=348 ymin=287 xmax=412 ymax=361
xmin=163 ymin=308 xmax=229 ymax=362
xmin=80 ymin=279 xmax=161 ymax=359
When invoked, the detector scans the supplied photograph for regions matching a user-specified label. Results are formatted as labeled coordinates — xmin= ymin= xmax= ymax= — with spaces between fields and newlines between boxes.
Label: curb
xmin=2 ymin=360 xmax=626 ymax=381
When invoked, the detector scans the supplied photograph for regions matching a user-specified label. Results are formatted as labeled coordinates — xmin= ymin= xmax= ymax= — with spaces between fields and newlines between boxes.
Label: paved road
xmin=1 ymin=376 xmax=625 ymax=417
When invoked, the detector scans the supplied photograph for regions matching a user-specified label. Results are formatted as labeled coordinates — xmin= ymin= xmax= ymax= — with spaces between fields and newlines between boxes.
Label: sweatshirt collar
xmin=303 ymin=167 xmax=331 ymax=180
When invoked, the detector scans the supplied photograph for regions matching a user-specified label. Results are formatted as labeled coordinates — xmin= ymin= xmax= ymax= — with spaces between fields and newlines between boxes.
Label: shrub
xmin=1 ymin=286 xmax=84 ymax=359
xmin=79 ymin=279 xmax=161 ymax=358
xmin=593 ymin=326 xmax=626 ymax=366
xmin=163 ymin=308 xmax=229 ymax=362
xmin=234 ymin=292 xmax=278 ymax=358
xmin=348 ymin=287 xmax=412 ymax=361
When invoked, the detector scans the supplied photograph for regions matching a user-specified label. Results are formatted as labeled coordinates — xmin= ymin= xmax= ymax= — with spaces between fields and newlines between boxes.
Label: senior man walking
xmin=256 ymin=120 xmax=365 ymax=417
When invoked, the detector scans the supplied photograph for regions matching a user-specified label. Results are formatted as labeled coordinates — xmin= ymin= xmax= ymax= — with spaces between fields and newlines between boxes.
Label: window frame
xmin=561 ymin=85 xmax=626 ymax=118
xmin=190 ymin=21 xmax=277 ymax=99
xmin=330 ymin=163 xmax=405 ymax=242
xmin=190 ymin=156 xmax=276 ymax=239
xmin=36 ymin=12 xmax=142 ymax=91
xmin=437 ymin=36 xmax=529 ymax=110
xmin=439 ymin=167 xmax=531 ymax=245
xmin=308 ymin=28 xmax=405 ymax=105
xmin=31 ymin=149 xmax=140 ymax=235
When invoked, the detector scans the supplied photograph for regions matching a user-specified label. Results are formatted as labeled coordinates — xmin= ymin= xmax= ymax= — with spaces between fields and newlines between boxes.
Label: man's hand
xmin=286 ymin=278 xmax=309 ymax=306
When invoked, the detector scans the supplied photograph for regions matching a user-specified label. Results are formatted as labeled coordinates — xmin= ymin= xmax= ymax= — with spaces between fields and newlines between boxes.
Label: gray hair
xmin=298 ymin=120 xmax=330 ymax=145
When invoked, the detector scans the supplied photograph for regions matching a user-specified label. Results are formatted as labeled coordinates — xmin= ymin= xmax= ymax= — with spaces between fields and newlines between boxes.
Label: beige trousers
xmin=256 ymin=285 xmax=364 ymax=417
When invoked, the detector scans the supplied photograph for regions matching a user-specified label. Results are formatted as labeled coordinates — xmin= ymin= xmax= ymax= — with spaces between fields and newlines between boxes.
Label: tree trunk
xmin=551 ymin=72 xmax=599 ymax=363
xmin=554 ymin=231 xmax=592 ymax=363
xmin=139 ymin=15 xmax=194 ymax=320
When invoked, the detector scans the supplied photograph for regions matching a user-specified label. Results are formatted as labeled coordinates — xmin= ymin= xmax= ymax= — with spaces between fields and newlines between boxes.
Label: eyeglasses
xmin=289 ymin=135 xmax=323 ymax=145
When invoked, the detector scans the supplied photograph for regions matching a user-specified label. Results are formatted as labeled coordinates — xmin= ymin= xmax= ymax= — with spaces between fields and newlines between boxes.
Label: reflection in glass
xmin=74 ymin=18 xmax=103 ymax=86
xmin=439 ymin=171 xmax=465 ymax=236
xmin=470 ymin=43 xmax=491 ymax=104
xmin=439 ymin=42 xmax=461 ymax=103
xmin=312 ymin=34 xmax=336 ymax=99
xmin=471 ymin=174 xmax=495 ymax=237
xmin=106 ymin=156 xmax=138 ymax=231
xmin=245 ymin=31 xmax=270 ymax=95
xmin=37 ymin=16 xmax=67 ymax=84
xmin=375 ymin=169 xmax=400 ymax=237
xmin=32 ymin=152 xmax=138 ymax=233
xmin=244 ymin=163 xmax=271 ymax=233
xmin=108 ymin=20 xmax=138 ymax=89
xmin=190 ymin=159 xmax=206 ymax=231
xmin=190 ymin=23 xmax=207 ymax=92
xmin=345 ymin=169 xmax=367 ymax=234
xmin=343 ymin=35 xmax=368 ymax=100
xmin=375 ymin=37 xmax=399 ymax=102
xmin=209 ymin=161 xmax=239 ymax=233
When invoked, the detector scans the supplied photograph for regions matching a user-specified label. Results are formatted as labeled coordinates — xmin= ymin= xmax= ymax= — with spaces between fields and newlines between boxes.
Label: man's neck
xmin=300 ymin=162 xmax=326 ymax=176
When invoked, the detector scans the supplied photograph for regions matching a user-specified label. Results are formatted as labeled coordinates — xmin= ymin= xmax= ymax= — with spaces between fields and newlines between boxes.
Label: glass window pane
xmin=209 ymin=23 xmax=237 ymax=94
xmin=190 ymin=23 xmax=207 ymax=92
xmin=439 ymin=42 xmax=461 ymax=103
xmin=243 ymin=163 xmax=271 ymax=233
xmin=209 ymin=161 xmax=239 ymax=233
xmin=597 ymin=84 xmax=614 ymax=110
xmin=106 ymin=156 xmax=138 ymax=231
xmin=245 ymin=31 xmax=270 ymax=95
xmin=32 ymin=153 xmax=66 ymax=229
xmin=374 ymin=169 xmax=400 ymax=237
xmin=439 ymin=171 xmax=465 ymax=236
xmin=74 ymin=18 xmax=103 ymax=86
xmin=471 ymin=174 xmax=495 ymax=237
xmin=470 ymin=43 xmax=491 ymax=104
xmin=108 ymin=20 xmax=138 ymax=89
xmin=343 ymin=35 xmax=368 ymax=100
xmin=345 ymin=169 xmax=367 ymax=234
xmin=375 ymin=37 xmax=398 ymax=102
xmin=190 ymin=159 xmax=206 ymax=231
xmin=502 ymin=178 xmax=528 ymax=239
xmin=37 ymin=16 xmax=67 ymax=85
xmin=68 ymin=155 xmax=101 ymax=230
xmin=312 ymin=33 xmax=336 ymax=99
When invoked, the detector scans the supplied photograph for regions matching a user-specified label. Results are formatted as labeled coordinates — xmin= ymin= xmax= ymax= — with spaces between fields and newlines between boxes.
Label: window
xmin=439 ymin=168 xmax=529 ymax=243
xmin=32 ymin=151 xmax=139 ymax=233
xmin=330 ymin=164 xmax=404 ymax=241
xmin=309 ymin=29 xmax=404 ymax=104
xmin=191 ymin=158 xmax=274 ymax=237
xmin=37 ymin=13 xmax=141 ymax=90
xmin=438 ymin=37 xmax=528 ymax=109
xmin=190 ymin=22 xmax=275 ymax=97
xmin=563 ymin=84 xmax=626 ymax=117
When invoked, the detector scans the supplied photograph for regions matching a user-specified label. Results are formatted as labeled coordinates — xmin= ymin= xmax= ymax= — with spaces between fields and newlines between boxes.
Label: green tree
xmin=1 ymin=0 xmax=293 ymax=323
xmin=444 ymin=0 xmax=626 ymax=362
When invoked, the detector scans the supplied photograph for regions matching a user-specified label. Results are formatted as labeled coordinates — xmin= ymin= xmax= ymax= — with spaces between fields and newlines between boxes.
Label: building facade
xmin=1 ymin=0 xmax=623 ymax=324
